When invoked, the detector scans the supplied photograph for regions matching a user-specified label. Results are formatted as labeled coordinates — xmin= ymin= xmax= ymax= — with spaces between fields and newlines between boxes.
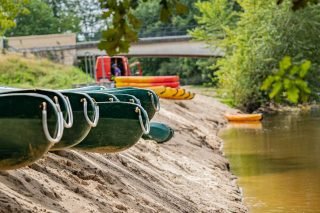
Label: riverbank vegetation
xmin=0 ymin=54 xmax=90 ymax=89
xmin=192 ymin=0 xmax=320 ymax=111
xmin=2 ymin=0 xmax=320 ymax=112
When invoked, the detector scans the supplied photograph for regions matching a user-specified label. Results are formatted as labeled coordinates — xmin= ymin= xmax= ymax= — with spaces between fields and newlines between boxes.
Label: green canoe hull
xmin=68 ymin=87 xmax=159 ymax=120
xmin=0 ymin=94 xmax=60 ymax=170
xmin=142 ymin=122 xmax=174 ymax=143
xmin=50 ymin=92 xmax=97 ymax=150
xmin=73 ymin=102 xmax=148 ymax=153
xmin=100 ymin=88 xmax=159 ymax=119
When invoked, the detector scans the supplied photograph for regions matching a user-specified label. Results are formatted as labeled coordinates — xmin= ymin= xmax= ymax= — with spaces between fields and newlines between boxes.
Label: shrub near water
xmin=0 ymin=55 xmax=91 ymax=89
xmin=261 ymin=56 xmax=311 ymax=104
xmin=192 ymin=0 xmax=320 ymax=111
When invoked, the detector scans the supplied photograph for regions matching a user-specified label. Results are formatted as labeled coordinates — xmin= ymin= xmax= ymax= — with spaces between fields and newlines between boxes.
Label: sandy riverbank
xmin=0 ymin=91 xmax=247 ymax=212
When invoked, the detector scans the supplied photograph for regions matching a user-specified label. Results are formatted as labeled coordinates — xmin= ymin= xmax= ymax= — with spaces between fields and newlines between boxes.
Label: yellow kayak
xmin=159 ymin=87 xmax=179 ymax=98
xmin=187 ymin=93 xmax=195 ymax=100
xmin=172 ymin=88 xmax=186 ymax=97
xmin=147 ymin=86 xmax=166 ymax=94
xmin=147 ymin=86 xmax=195 ymax=100
xmin=224 ymin=113 xmax=263 ymax=122
xmin=162 ymin=90 xmax=194 ymax=100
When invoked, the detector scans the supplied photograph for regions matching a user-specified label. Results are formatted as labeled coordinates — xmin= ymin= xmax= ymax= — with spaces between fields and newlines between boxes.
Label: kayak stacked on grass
xmin=115 ymin=76 xmax=195 ymax=100
xmin=0 ymin=86 xmax=174 ymax=170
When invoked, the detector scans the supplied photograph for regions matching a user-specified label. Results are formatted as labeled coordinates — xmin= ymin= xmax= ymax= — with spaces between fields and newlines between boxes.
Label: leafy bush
xmin=261 ymin=56 xmax=311 ymax=104
xmin=192 ymin=0 xmax=320 ymax=111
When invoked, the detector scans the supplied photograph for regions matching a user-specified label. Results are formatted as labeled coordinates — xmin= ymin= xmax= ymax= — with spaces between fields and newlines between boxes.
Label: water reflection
xmin=220 ymin=111 xmax=320 ymax=212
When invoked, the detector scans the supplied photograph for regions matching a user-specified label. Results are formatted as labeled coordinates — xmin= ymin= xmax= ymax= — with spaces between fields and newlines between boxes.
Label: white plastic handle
xmin=148 ymin=91 xmax=160 ymax=112
xmin=135 ymin=106 xmax=150 ymax=134
xmin=42 ymin=102 xmax=64 ymax=143
xmin=82 ymin=98 xmax=99 ymax=127
xmin=63 ymin=95 xmax=74 ymax=128
xmin=54 ymin=96 xmax=73 ymax=128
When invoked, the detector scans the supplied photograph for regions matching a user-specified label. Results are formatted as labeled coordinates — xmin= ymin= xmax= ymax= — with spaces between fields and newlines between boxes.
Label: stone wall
xmin=7 ymin=33 xmax=77 ymax=65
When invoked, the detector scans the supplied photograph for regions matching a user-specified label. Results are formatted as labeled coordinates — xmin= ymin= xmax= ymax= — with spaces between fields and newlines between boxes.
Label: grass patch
xmin=0 ymin=54 xmax=93 ymax=89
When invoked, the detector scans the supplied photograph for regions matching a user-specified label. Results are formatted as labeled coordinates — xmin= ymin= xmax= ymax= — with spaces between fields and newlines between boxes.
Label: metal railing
xmin=78 ymin=24 xmax=197 ymax=42
xmin=138 ymin=24 xmax=196 ymax=38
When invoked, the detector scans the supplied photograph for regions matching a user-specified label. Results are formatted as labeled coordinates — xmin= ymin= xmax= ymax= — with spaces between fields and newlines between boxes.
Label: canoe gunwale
xmin=0 ymin=88 xmax=73 ymax=129
xmin=61 ymin=91 xmax=99 ymax=127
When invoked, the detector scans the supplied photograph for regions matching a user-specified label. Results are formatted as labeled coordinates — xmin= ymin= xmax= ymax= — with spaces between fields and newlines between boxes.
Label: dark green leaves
xmin=261 ymin=56 xmax=312 ymax=104
xmin=98 ymin=0 xmax=187 ymax=55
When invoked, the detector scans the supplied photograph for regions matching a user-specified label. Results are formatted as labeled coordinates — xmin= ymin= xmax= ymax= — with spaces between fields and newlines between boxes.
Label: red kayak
xmin=116 ymin=81 xmax=180 ymax=88
xmin=115 ymin=76 xmax=180 ymax=83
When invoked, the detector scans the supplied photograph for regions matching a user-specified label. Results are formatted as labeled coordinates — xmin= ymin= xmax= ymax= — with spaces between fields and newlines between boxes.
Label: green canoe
xmin=142 ymin=122 xmax=174 ymax=143
xmin=50 ymin=92 xmax=99 ymax=150
xmin=64 ymin=85 xmax=106 ymax=92
xmin=0 ymin=88 xmax=73 ymax=129
xmin=108 ymin=94 xmax=141 ymax=105
xmin=72 ymin=101 xmax=150 ymax=153
xmin=69 ymin=87 xmax=160 ymax=120
xmin=102 ymin=88 xmax=160 ymax=119
xmin=85 ymin=91 xmax=119 ymax=102
xmin=0 ymin=93 xmax=63 ymax=170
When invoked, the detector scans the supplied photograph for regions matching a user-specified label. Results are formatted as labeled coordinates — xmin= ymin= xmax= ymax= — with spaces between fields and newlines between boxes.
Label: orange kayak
xmin=224 ymin=114 xmax=263 ymax=122
xmin=115 ymin=76 xmax=180 ymax=83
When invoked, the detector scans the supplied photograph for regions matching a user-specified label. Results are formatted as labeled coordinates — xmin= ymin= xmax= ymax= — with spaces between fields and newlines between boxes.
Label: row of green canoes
xmin=0 ymin=86 xmax=174 ymax=170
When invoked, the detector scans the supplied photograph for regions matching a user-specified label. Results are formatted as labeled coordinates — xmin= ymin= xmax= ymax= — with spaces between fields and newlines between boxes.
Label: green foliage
xmin=277 ymin=0 xmax=319 ymax=10
xmin=190 ymin=0 xmax=238 ymax=44
xmin=5 ymin=0 xmax=80 ymax=36
xmin=131 ymin=57 xmax=216 ymax=85
xmin=192 ymin=0 xmax=320 ymax=111
xmin=0 ymin=0 xmax=29 ymax=35
xmin=98 ymin=0 xmax=188 ymax=55
xmin=261 ymin=56 xmax=311 ymax=104
xmin=0 ymin=55 xmax=91 ymax=89
xmin=126 ymin=0 xmax=213 ymax=86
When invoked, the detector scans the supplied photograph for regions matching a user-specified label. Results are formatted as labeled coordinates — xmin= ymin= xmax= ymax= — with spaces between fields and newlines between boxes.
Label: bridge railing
xmin=78 ymin=24 xmax=197 ymax=41
xmin=138 ymin=24 xmax=197 ymax=38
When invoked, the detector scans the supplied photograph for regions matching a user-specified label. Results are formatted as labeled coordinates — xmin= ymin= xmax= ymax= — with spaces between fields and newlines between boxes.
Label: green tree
xmin=133 ymin=0 xmax=197 ymax=37
xmin=98 ymin=0 xmax=188 ymax=55
xmin=0 ymin=0 xmax=29 ymax=35
xmin=97 ymin=0 xmax=320 ymax=61
xmin=128 ymin=0 xmax=214 ymax=85
xmin=45 ymin=0 xmax=102 ymax=41
xmin=192 ymin=0 xmax=320 ymax=111
xmin=6 ymin=0 xmax=80 ymax=36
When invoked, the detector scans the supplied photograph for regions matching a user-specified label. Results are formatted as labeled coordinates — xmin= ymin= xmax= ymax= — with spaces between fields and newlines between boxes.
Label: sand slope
xmin=0 ymin=93 xmax=247 ymax=213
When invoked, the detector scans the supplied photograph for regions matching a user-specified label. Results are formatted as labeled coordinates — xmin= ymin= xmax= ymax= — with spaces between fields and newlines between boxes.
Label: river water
xmin=220 ymin=111 xmax=320 ymax=212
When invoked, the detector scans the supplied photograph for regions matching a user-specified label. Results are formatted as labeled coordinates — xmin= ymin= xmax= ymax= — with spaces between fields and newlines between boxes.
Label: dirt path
xmin=0 ymin=91 xmax=247 ymax=213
